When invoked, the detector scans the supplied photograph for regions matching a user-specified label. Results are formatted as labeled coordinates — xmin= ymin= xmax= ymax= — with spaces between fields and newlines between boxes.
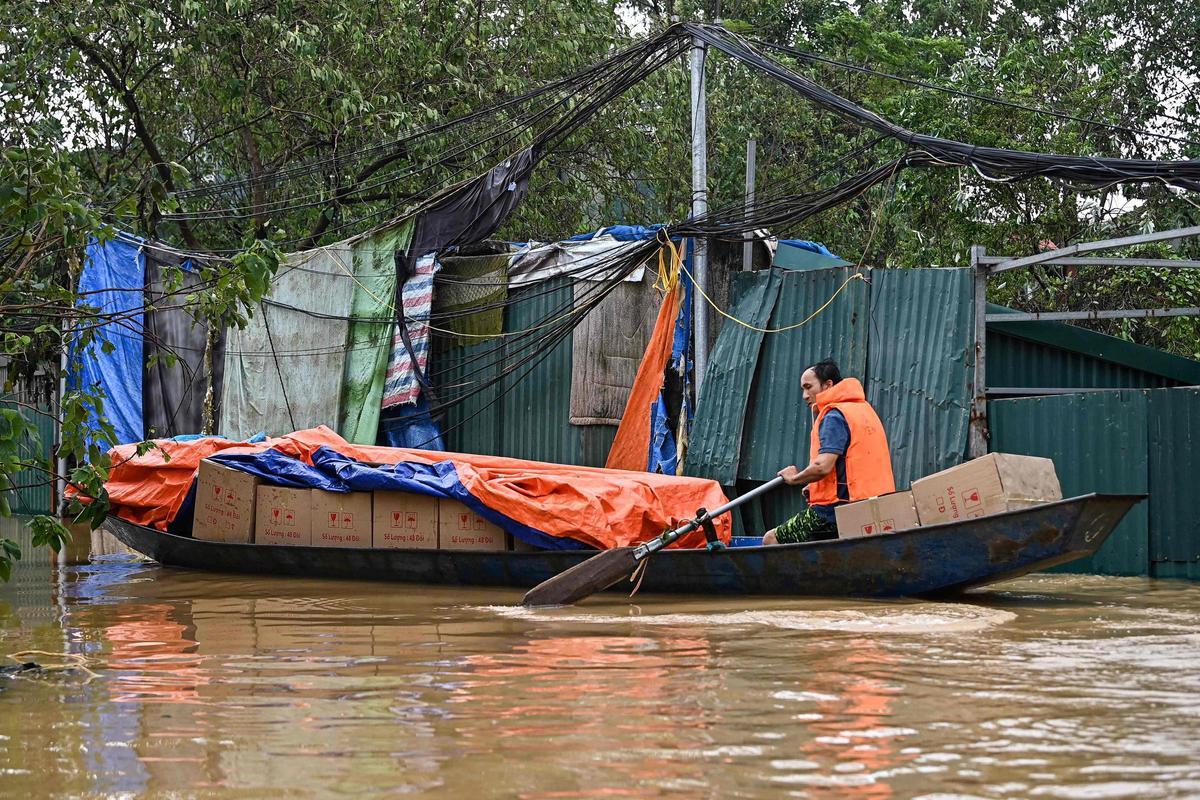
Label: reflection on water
xmin=2 ymin=532 xmax=1200 ymax=797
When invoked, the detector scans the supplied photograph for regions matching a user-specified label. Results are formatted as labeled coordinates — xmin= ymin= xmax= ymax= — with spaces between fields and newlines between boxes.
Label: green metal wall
xmin=437 ymin=278 xmax=616 ymax=467
xmin=1148 ymin=388 xmax=1200 ymax=571
xmin=686 ymin=266 xmax=974 ymax=494
xmin=866 ymin=268 xmax=974 ymax=488
xmin=987 ymin=305 xmax=1200 ymax=391
xmin=990 ymin=391 xmax=1150 ymax=576
xmin=0 ymin=393 xmax=55 ymax=515
xmin=739 ymin=267 xmax=871 ymax=481
xmin=988 ymin=331 xmax=1178 ymax=391
xmin=684 ymin=269 xmax=782 ymax=484
xmin=991 ymin=387 xmax=1200 ymax=578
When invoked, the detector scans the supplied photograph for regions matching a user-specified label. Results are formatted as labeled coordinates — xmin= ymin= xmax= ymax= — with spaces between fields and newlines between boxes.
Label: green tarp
xmin=339 ymin=220 xmax=414 ymax=444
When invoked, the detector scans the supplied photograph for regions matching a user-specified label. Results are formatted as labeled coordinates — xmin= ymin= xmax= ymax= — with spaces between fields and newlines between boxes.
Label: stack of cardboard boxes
xmin=193 ymin=459 xmax=511 ymax=550
xmin=834 ymin=453 xmax=1063 ymax=539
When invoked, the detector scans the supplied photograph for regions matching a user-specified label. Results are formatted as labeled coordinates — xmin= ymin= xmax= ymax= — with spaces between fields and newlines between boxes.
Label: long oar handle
xmin=633 ymin=475 xmax=788 ymax=560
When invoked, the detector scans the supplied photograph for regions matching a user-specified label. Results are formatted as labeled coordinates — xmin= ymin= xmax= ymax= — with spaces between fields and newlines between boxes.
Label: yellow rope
xmin=681 ymin=260 xmax=866 ymax=334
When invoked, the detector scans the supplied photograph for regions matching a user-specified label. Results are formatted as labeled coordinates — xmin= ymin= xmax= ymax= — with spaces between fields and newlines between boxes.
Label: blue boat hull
xmin=103 ymin=493 xmax=1142 ymax=598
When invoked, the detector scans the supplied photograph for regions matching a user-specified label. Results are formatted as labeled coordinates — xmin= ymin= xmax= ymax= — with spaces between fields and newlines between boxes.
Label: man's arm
xmin=778 ymin=454 xmax=838 ymax=486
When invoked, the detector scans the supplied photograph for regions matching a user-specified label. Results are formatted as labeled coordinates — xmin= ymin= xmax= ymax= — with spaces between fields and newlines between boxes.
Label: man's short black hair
xmin=806 ymin=358 xmax=842 ymax=385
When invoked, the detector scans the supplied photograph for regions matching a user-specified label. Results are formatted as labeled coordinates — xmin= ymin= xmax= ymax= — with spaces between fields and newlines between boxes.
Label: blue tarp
xmin=70 ymin=234 xmax=146 ymax=449
xmin=207 ymin=446 xmax=586 ymax=550
xmin=379 ymin=395 xmax=445 ymax=450
xmin=647 ymin=242 xmax=693 ymax=474
xmin=566 ymin=224 xmax=666 ymax=242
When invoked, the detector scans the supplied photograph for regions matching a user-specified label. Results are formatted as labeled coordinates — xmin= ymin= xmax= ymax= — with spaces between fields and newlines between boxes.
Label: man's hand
xmin=778 ymin=465 xmax=803 ymax=485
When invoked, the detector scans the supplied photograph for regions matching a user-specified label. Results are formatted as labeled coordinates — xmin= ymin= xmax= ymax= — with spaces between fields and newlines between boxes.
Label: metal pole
xmin=55 ymin=333 xmax=67 ymax=516
xmin=742 ymin=138 xmax=756 ymax=272
xmin=968 ymin=245 xmax=989 ymax=459
xmin=690 ymin=36 xmax=709 ymax=397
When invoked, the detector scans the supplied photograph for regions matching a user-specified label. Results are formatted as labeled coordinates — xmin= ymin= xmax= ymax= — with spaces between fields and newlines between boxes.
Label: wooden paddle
xmin=521 ymin=476 xmax=787 ymax=606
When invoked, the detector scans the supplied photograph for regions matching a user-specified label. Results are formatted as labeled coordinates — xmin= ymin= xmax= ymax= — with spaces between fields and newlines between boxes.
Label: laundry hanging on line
xmin=382 ymin=253 xmax=438 ymax=409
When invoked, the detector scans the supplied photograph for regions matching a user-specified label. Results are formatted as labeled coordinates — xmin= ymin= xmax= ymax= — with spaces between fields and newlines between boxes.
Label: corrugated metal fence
xmin=0 ymin=391 xmax=55 ymax=516
xmin=991 ymin=387 xmax=1200 ymax=578
xmin=437 ymin=277 xmax=617 ymax=466
xmin=684 ymin=266 xmax=975 ymax=531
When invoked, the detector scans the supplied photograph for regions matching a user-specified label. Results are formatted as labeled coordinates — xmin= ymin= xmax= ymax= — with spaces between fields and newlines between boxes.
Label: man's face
xmin=801 ymin=369 xmax=833 ymax=407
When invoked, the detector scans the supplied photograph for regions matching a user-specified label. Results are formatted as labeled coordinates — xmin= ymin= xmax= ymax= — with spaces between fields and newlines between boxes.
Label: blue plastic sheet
xmin=379 ymin=389 xmax=445 ymax=450
xmin=647 ymin=243 xmax=693 ymax=474
xmin=566 ymin=224 xmax=665 ymax=242
xmin=208 ymin=446 xmax=585 ymax=550
xmin=71 ymin=234 xmax=146 ymax=449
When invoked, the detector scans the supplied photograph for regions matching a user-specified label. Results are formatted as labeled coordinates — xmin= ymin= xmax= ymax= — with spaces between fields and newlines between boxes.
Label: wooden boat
xmin=103 ymin=493 xmax=1143 ymax=598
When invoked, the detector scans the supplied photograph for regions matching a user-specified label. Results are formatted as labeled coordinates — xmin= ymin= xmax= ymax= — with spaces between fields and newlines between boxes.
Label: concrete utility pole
xmin=690 ymin=36 xmax=709 ymax=397
xmin=742 ymin=138 xmax=756 ymax=272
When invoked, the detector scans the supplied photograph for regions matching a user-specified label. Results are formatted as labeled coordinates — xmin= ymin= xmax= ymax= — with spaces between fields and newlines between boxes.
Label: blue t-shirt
xmin=811 ymin=409 xmax=850 ymax=524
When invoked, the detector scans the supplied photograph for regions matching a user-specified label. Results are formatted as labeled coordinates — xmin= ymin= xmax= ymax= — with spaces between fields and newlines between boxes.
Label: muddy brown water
xmin=2 ymin=526 xmax=1200 ymax=798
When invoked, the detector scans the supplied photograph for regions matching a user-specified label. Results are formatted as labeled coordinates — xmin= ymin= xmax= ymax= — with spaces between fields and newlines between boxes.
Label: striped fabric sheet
xmin=382 ymin=254 xmax=438 ymax=408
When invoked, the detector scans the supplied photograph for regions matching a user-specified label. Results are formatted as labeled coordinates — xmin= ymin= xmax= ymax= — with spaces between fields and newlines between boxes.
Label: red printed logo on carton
xmin=880 ymin=518 xmax=895 ymax=533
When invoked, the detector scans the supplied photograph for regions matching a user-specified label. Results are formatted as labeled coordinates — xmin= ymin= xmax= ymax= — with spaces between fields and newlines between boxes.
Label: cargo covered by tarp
xmin=92 ymin=426 xmax=731 ymax=551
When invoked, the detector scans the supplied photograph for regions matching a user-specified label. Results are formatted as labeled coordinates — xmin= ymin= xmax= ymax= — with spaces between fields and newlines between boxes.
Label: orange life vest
xmin=807 ymin=378 xmax=896 ymax=506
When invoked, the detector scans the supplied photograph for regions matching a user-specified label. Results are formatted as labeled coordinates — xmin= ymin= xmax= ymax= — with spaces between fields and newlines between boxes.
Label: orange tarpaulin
xmin=90 ymin=426 xmax=730 ymax=549
xmin=604 ymin=282 xmax=682 ymax=472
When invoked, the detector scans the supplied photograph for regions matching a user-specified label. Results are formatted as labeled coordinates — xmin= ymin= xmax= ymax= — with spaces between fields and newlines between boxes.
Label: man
xmin=764 ymin=359 xmax=895 ymax=544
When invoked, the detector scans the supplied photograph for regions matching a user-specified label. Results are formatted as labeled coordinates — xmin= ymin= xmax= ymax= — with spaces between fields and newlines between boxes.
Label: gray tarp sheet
xmin=219 ymin=245 xmax=354 ymax=439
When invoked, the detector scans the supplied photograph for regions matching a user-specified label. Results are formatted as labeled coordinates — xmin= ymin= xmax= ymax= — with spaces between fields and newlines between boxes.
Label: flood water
xmin=3 ymin=529 xmax=1200 ymax=798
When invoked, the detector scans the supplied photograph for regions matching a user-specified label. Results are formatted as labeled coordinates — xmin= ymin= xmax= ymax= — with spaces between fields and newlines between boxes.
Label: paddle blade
xmin=522 ymin=547 xmax=640 ymax=607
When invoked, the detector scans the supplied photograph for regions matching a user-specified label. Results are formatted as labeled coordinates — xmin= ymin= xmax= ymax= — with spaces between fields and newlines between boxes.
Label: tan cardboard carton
xmin=194 ymin=459 xmax=261 ymax=543
xmin=510 ymin=535 xmax=541 ymax=552
xmin=438 ymin=499 xmax=507 ymax=550
xmin=310 ymin=490 xmax=373 ymax=548
xmin=255 ymin=485 xmax=312 ymax=547
xmin=372 ymin=491 xmax=439 ymax=549
xmin=911 ymin=453 xmax=1062 ymax=525
xmin=835 ymin=490 xmax=920 ymax=539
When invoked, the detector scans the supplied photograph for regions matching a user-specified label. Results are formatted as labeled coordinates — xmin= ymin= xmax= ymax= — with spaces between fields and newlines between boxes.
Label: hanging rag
xmin=70 ymin=234 xmax=146 ymax=449
xmin=382 ymin=254 xmax=438 ymax=408
xmin=507 ymin=234 xmax=649 ymax=287
xmin=142 ymin=250 xmax=225 ymax=438
xmin=219 ymin=244 xmax=355 ymax=439
xmin=338 ymin=219 xmax=415 ymax=444
xmin=408 ymin=148 xmax=533 ymax=257
xmin=434 ymin=247 xmax=509 ymax=346
xmin=568 ymin=269 xmax=661 ymax=426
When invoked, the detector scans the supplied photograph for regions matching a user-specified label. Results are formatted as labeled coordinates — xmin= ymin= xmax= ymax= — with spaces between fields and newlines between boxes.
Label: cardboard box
xmin=255 ymin=485 xmax=312 ymax=547
xmin=372 ymin=491 xmax=439 ymax=549
xmin=510 ymin=535 xmax=541 ymax=552
xmin=911 ymin=453 xmax=1062 ymax=525
xmin=310 ymin=490 xmax=373 ymax=548
xmin=438 ymin=499 xmax=507 ymax=550
xmin=835 ymin=491 xmax=919 ymax=539
xmin=194 ymin=459 xmax=262 ymax=543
